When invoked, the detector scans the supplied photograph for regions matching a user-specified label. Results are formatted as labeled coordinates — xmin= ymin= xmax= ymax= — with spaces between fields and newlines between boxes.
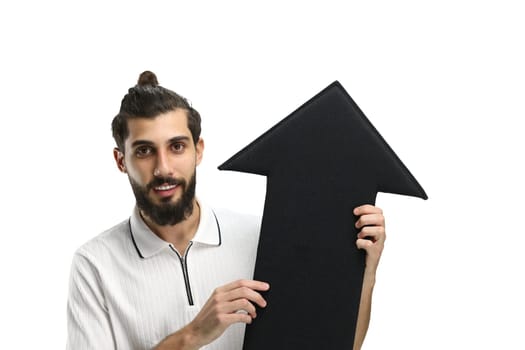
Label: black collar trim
xmin=129 ymin=210 xmax=222 ymax=259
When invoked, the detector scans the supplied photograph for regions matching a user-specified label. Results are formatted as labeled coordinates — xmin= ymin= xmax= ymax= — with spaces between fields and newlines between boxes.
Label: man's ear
xmin=113 ymin=148 xmax=127 ymax=173
xmin=195 ymin=137 xmax=204 ymax=166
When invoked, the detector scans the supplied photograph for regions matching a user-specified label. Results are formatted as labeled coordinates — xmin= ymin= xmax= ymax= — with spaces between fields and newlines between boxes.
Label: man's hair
xmin=111 ymin=71 xmax=201 ymax=152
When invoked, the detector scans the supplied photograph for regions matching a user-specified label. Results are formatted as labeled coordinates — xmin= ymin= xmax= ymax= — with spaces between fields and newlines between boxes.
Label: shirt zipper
xmin=170 ymin=242 xmax=194 ymax=306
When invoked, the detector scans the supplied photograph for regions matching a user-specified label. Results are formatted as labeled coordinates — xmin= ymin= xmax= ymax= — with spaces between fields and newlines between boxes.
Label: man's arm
xmin=67 ymin=252 xmax=115 ymax=350
xmin=353 ymin=204 xmax=386 ymax=350
xmin=154 ymin=280 xmax=270 ymax=350
xmin=68 ymin=253 xmax=268 ymax=350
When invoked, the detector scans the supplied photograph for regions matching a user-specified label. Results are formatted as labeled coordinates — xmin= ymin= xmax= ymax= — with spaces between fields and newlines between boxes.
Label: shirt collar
xmin=192 ymin=201 xmax=222 ymax=246
xmin=129 ymin=199 xmax=221 ymax=259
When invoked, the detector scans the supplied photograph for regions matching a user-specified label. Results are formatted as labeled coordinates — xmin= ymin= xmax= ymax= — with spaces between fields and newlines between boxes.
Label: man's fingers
xmin=215 ymin=279 xmax=270 ymax=294
xmin=220 ymin=298 xmax=258 ymax=318
xmin=355 ymin=213 xmax=385 ymax=229
xmin=220 ymin=312 xmax=254 ymax=326
xmin=224 ymin=286 xmax=268 ymax=308
xmin=353 ymin=204 xmax=383 ymax=216
xmin=208 ymin=279 xmax=269 ymax=319
xmin=212 ymin=280 xmax=269 ymax=308
xmin=356 ymin=238 xmax=374 ymax=250
xmin=357 ymin=226 xmax=386 ymax=243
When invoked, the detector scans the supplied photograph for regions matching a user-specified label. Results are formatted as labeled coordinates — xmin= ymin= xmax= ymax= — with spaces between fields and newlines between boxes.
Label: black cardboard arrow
xmin=219 ymin=81 xmax=427 ymax=349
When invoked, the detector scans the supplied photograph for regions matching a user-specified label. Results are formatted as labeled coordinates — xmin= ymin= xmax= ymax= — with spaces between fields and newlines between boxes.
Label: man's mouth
xmin=153 ymin=183 xmax=179 ymax=197
xmin=154 ymin=184 xmax=178 ymax=191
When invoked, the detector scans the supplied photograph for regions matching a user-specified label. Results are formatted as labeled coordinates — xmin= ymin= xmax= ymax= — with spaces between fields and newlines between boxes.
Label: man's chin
xmin=148 ymin=190 xmax=181 ymax=204
xmin=132 ymin=171 xmax=197 ymax=226
xmin=141 ymin=198 xmax=195 ymax=226
xmin=157 ymin=196 xmax=176 ymax=204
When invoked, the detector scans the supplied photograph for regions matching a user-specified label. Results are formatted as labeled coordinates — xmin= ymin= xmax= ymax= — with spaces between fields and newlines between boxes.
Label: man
xmin=67 ymin=71 xmax=386 ymax=350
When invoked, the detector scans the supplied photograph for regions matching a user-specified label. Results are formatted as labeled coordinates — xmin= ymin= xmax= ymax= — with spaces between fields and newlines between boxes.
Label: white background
xmin=1 ymin=1 xmax=524 ymax=349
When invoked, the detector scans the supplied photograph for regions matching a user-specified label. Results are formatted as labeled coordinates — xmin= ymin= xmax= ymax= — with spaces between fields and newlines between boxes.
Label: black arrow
xmin=219 ymin=81 xmax=427 ymax=349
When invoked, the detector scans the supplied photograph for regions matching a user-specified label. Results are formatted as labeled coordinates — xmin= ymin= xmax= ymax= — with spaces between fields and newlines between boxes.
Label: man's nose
xmin=154 ymin=151 xmax=173 ymax=177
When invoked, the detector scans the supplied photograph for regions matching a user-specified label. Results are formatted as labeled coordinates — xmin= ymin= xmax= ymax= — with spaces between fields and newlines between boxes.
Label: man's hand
xmin=353 ymin=204 xmax=386 ymax=350
xmin=187 ymin=279 xmax=269 ymax=347
xmin=354 ymin=204 xmax=386 ymax=274
xmin=155 ymin=279 xmax=270 ymax=350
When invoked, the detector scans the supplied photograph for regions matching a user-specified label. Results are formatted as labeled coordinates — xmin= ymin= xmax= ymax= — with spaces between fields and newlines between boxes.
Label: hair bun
xmin=137 ymin=71 xmax=159 ymax=87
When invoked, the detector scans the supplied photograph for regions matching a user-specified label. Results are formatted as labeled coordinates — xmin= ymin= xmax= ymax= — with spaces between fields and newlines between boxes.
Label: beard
xmin=129 ymin=171 xmax=197 ymax=226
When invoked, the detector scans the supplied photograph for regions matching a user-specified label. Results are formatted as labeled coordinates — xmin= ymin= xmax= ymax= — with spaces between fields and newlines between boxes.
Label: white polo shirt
xmin=67 ymin=201 xmax=261 ymax=350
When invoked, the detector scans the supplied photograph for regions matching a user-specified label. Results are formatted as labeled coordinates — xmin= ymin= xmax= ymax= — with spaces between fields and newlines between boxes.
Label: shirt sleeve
xmin=66 ymin=251 xmax=115 ymax=350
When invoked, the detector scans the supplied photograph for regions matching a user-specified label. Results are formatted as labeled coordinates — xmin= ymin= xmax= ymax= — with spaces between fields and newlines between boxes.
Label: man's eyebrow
xmin=167 ymin=136 xmax=191 ymax=144
xmin=130 ymin=136 xmax=191 ymax=149
xmin=130 ymin=140 xmax=155 ymax=149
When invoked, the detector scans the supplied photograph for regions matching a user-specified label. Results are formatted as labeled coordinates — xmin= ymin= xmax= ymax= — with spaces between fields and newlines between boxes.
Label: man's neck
xmin=140 ymin=200 xmax=201 ymax=255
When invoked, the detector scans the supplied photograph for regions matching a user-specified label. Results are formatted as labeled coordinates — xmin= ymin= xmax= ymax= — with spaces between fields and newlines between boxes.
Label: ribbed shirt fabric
xmin=67 ymin=201 xmax=261 ymax=350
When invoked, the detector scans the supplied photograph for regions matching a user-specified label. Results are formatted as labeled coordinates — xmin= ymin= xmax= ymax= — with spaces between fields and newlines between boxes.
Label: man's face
xmin=115 ymin=109 xmax=204 ymax=226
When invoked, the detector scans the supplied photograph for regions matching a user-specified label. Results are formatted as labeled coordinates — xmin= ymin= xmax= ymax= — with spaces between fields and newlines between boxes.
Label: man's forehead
xmin=126 ymin=111 xmax=191 ymax=144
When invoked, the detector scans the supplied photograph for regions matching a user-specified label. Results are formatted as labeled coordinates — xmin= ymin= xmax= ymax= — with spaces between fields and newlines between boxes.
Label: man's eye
xmin=135 ymin=146 xmax=152 ymax=157
xmin=172 ymin=143 xmax=185 ymax=153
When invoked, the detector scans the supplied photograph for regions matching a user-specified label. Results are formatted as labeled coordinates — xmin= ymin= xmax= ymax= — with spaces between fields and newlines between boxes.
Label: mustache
xmin=147 ymin=176 xmax=185 ymax=190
